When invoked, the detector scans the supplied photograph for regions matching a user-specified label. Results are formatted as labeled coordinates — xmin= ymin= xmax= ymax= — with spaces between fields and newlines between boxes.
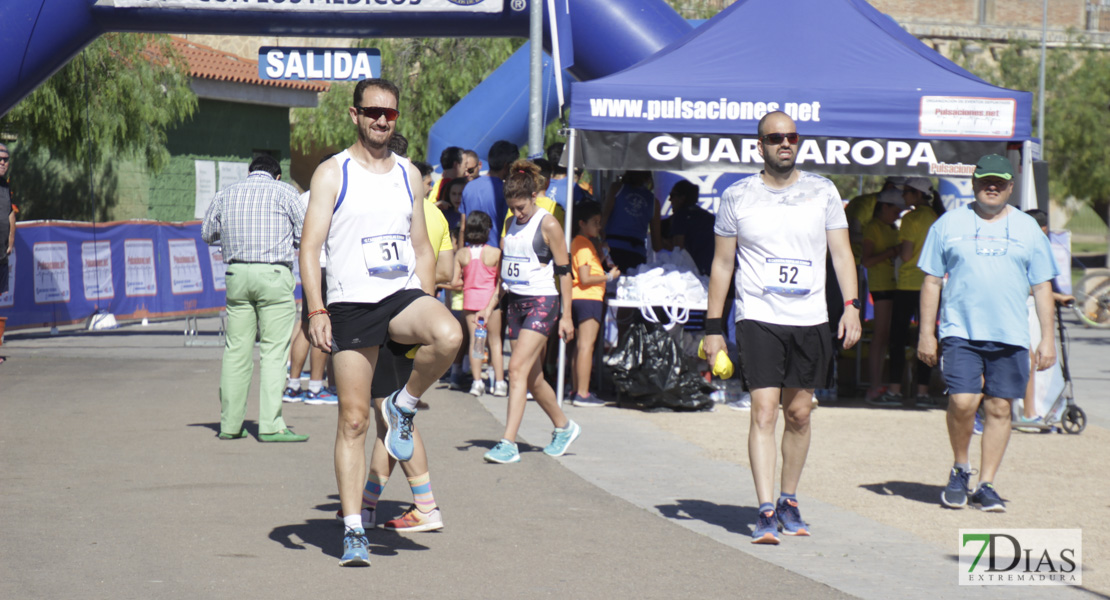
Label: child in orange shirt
xmin=570 ymin=202 xmax=619 ymax=407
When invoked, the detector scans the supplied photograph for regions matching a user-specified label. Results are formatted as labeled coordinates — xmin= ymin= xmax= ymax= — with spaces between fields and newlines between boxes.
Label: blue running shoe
xmin=304 ymin=388 xmax=338 ymax=406
xmin=970 ymin=483 xmax=1006 ymax=513
xmin=483 ymin=439 xmax=520 ymax=464
xmin=776 ymin=498 xmax=810 ymax=536
xmin=941 ymin=467 xmax=972 ymax=509
xmin=543 ymin=420 xmax=581 ymax=456
xmin=339 ymin=529 xmax=370 ymax=567
xmin=282 ymin=387 xmax=304 ymax=403
xmin=751 ymin=510 xmax=780 ymax=545
xmin=973 ymin=412 xmax=984 ymax=435
xmin=383 ymin=390 xmax=416 ymax=461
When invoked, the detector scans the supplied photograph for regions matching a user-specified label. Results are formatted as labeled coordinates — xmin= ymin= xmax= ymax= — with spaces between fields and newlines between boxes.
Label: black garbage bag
xmin=604 ymin=319 xmax=714 ymax=411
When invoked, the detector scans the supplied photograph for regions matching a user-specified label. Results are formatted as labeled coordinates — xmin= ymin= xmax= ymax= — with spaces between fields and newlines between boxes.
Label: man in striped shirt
xmin=202 ymin=155 xmax=307 ymax=442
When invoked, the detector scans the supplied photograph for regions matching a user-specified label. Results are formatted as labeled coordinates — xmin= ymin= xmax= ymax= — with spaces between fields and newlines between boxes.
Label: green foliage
xmin=292 ymin=37 xmax=524 ymax=162
xmin=0 ymin=33 xmax=197 ymax=174
xmin=950 ymin=39 xmax=1110 ymax=211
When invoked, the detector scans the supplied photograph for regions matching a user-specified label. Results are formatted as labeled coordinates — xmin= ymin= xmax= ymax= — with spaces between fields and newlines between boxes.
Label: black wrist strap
xmin=704 ymin=317 xmax=725 ymax=336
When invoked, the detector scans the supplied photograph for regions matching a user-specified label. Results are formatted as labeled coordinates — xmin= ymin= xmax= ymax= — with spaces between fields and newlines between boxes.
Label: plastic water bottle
xmin=471 ymin=318 xmax=487 ymax=366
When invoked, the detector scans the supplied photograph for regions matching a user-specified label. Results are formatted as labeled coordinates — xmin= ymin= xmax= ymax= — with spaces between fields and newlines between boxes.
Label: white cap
xmin=904 ymin=177 xmax=932 ymax=194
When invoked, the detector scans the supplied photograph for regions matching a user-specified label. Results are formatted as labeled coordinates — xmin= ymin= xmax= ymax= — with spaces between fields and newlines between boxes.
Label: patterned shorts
xmin=504 ymin=293 xmax=560 ymax=340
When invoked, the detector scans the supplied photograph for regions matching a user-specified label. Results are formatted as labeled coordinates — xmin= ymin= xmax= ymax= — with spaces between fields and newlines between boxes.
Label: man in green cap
xmin=915 ymin=154 xmax=1058 ymax=513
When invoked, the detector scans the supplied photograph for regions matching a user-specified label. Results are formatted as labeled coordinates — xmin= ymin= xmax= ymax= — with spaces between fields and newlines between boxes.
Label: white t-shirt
xmin=714 ymin=172 xmax=847 ymax=327
xmin=502 ymin=207 xmax=557 ymax=296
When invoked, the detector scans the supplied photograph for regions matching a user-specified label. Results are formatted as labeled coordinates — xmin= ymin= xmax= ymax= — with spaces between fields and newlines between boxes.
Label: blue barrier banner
xmin=259 ymin=47 xmax=381 ymax=81
xmin=0 ymin=221 xmax=302 ymax=330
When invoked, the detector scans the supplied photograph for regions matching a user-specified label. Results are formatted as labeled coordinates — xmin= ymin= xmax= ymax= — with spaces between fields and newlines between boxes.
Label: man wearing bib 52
xmin=479 ymin=160 xmax=579 ymax=465
xmin=704 ymin=112 xmax=861 ymax=545
xmin=299 ymin=78 xmax=463 ymax=566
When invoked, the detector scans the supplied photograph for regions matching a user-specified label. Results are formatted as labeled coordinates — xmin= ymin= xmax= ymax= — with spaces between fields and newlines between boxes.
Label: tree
xmin=951 ymin=39 xmax=1110 ymax=215
xmin=0 ymin=33 xmax=197 ymax=174
xmin=292 ymin=37 xmax=523 ymax=163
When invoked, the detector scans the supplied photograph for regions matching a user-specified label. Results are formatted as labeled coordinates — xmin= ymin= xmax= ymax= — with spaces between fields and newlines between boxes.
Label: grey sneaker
xmin=571 ymin=392 xmax=605 ymax=407
xmin=942 ymin=467 xmax=973 ymax=509
xmin=970 ymin=483 xmax=1006 ymax=512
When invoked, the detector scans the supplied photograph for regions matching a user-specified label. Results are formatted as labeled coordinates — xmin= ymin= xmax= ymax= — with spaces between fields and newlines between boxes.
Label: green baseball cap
xmin=973 ymin=154 xmax=1013 ymax=180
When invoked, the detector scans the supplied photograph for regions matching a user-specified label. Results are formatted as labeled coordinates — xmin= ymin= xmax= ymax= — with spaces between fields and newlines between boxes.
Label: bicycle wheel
xmin=1073 ymin=270 xmax=1110 ymax=329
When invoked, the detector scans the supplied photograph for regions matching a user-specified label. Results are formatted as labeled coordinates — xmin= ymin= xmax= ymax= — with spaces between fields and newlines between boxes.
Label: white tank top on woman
xmin=502 ymin=206 xmax=557 ymax=296
xmin=326 ymin=150 xmax=421 ymax=304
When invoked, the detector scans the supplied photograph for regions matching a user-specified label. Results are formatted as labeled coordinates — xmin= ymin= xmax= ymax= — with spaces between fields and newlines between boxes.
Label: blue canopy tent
xmin=564 ymin=0 xmax=1037 ymax=185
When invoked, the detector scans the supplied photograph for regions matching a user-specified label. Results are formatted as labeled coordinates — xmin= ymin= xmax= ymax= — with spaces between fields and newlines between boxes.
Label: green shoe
xmin=259 ymin=428 xmax=309 ymax=443
xmin=218 ymin=429 xmax=249 ymax=440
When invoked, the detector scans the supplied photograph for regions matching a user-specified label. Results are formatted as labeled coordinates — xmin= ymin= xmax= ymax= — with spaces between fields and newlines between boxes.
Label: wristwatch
xmin=844 ymin=298 xmax=861 ymax=309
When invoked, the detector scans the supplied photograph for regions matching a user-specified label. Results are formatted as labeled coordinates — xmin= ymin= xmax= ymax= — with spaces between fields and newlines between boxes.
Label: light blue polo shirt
xmin=918 ymin=204 xmax=1057 ymax=348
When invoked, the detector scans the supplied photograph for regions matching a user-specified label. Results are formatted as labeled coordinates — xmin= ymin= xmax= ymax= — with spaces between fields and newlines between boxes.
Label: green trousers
xmin=219 ymin=263 xmax=296 ymax=436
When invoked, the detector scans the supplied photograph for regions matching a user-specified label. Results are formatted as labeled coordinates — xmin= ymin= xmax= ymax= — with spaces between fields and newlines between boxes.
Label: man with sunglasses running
xmin=916 ymin=154 xmax=1057 ymax=513
xmin=704 ymin=111 xmax=860 ymax=545
xmin=300 ymin=78 xmax=463 ymax=567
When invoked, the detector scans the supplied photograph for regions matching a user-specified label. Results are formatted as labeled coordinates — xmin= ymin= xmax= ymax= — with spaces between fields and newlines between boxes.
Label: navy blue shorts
xmin=571 ymin=299 xmax=603 ymax=326
xmin=940 ymin=337 xmax=1029 ymax=399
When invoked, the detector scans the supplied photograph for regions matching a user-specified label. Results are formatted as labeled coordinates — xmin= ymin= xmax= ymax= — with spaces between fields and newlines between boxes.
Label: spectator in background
xmin=0 ymin=143 xmax=16 ymax=297
xmin=569 ymin=201 xmax=618 ymax=407
xmin=462 ymin=149 xmax=482 ymax=182
xmin=667 ymin=179 xmax=715 ymax=277
xmin=545 ymin=142 xmax=591 ymax=211
xmin=1016 ymin=208 xmax=1074 ymax=431
xmin=441 ymin=177 xmax=466 ymax=234
xmin=429 ymin=146 xmax=464 ymax=205
xmin=845 ymin=177 xmax=904 ymax=266
xmin=887 ymin=177 xmax=938 ymax=407
xmin=451 ymin=210 xmax=506 ymax=397
xmin=862 ymin=188 xmax=905 ymax=406
xmin=460 ymin=140 xmax=517 ymax=248
xmin=602 ymin=170 xmax=662 ymax=272
xmin=202 ymin=154 xmax=306 ymax=442
xmin=389 ymin=132 xmax=409 ymax=157
xmin=413 ymin=160 xmax=434 ymax=199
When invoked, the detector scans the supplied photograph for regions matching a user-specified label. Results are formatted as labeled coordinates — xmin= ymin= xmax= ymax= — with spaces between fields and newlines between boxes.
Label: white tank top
xmin=325 ymin=150 xmax=421 ymax=304
xmin=502 ymin=207 xmax=556 ymax=296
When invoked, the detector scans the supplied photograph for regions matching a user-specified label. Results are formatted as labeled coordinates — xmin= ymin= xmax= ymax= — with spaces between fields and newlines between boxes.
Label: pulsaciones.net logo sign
xmin=959 ymin=529 xmax=1081 ymax=586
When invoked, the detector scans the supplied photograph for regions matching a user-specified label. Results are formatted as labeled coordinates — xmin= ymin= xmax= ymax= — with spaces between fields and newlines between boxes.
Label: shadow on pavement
xmin=859 ymin=481 xmax=943 ymax=505
xmin=269 ymin=516 xmax=431 ymax=560
xmin=655 ymin=499 xmax=757 ymax=536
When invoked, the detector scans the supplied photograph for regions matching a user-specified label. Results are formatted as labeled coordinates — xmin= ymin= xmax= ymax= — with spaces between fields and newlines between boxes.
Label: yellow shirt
xmin=428 ymin=178 xmax=444 ymax=203
xmin=571 ymin=235 xmax=605 ymax=301
xmin=896 ymin=205 xmax=938 ymax=291
xmin=845 ymin=192 xmax=878 ymax=265
xmin=424 ymin=198 xmax=454 ymax=259
xmin=862 ymin=219 xmax=899 ymax=292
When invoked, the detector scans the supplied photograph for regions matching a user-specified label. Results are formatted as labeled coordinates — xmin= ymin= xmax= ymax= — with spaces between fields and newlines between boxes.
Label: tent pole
xmin=556 ymin=128 xmax=578 ymax=407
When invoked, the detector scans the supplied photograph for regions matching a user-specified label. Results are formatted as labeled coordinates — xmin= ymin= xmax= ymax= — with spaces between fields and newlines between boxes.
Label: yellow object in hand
xmin=697 ymin=339 xmax=734 ymax=380
xmin=405 ymin=345 xmax=420 ymax=359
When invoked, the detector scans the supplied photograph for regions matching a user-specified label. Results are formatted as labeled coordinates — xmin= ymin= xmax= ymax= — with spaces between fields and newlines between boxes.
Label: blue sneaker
xmin=543 ymin=420 xmax=581 ymax=456
xmin=383 ymin=390 xmax=416 ymax=461
xmin=775 ymin=498 xmax=810 ymax=536
xmin=751 ymin=509 xmax=780 ymax=545
xmin=973 ymin=412 xmax=984 ymax=435
xmin=942 ymin=467 xmax=972 ymax=509
xmin=483 ymin=439 xmax=521 ymax=464
xmin=304 ymin=388 xmax=338 ymax=406
xmin=970 ymin=483 xmax=1006 ymax=513
xmin=282 ymin=387 xmax=304 ymax=403
xmin=339 ymin=529 xmax=370 ymax=567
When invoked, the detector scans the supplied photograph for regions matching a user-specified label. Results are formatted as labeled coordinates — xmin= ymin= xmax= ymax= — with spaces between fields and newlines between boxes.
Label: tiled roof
xmin=170 ymin=36 xmax=330 ymax=93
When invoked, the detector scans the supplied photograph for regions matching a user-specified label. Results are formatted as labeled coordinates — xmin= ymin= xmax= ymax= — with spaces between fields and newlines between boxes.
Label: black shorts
xmin=370 ymin=340 xmax=416 ymax=398
xmin=328 ymin=288 xmax=426 ymax=353
xmin=737 ymin=320 xmax=833 ymax=390
xmin=504 ymin=293 xmax=560 ymax=340
xmin=870 ymin=289 xmax=895 ymax=302
xmin=571 ymin=299 xmax=603 ymax=326
xmin=301 ymin=267 xmax=328 ymax=322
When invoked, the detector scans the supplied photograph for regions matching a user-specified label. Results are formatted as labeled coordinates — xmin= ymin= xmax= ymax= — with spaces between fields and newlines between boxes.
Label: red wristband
xmin=307 ymin=309 xmax=329 ymax=319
